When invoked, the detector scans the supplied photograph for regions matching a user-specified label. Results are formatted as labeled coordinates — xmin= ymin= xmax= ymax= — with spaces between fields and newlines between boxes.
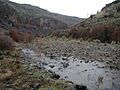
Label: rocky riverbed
xmin=31 ymin=37 xmax=120 ymax=70
xmin=21 ymin=48 xmax=120 ymax=90
xmin=1 ymin=48 xmax=87 ymax=90
xmin=22 ymin=37 xmax=120 ymax=90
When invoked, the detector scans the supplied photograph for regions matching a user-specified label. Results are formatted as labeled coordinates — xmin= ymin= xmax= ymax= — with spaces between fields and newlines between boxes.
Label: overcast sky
xmin=10 ymin=0 xmax=114 ymax=18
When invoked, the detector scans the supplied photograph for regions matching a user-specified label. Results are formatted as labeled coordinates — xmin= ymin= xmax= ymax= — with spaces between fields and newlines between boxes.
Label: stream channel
xmin=22 ymin=49 xmax=120 ymax=90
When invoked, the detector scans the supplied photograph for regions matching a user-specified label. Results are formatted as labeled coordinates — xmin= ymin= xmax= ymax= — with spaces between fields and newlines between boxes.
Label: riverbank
xmin=0 ymin=43 xmax=86 ymax=90
xmin=30 ymin=37 xmax=120 ymax=70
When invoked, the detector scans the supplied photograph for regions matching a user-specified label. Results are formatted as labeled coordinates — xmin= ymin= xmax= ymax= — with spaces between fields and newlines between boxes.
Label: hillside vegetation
xmin=0 ymin=0 xmax=83 ymax=36
xmin=52 ymin=0 xmax=120 ymax=43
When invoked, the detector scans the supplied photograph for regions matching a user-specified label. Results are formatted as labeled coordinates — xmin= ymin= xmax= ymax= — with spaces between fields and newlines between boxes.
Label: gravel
xmin=30 ymin=37 xmax=120 ymax=69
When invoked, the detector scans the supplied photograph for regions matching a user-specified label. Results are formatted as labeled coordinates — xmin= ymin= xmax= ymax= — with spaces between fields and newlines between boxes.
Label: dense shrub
xmin=89 ymin=25 xmax=115 ymax=43
xmin=9 ymin=29 xmax=32 ymax=43
xmin=0 ymin=35 xmax=15 ymax=51
xmin=50 ymin=24 xmax=120 ymax=43
xmin=67 ymin=24 xmax=120 ymax=43
xmin=68 ymin=29 xmax=81 ymax=39
xmin=51 ymin=30 xmax=68 ymax=38
xmin=111 ymin=27 xmax=120 ymax=43
xmin=68 ymin=28 xmax=90 ymax=40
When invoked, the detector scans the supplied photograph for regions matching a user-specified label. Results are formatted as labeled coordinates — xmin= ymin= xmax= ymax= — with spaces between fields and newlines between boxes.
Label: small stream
xmin=22 ymin=49 xmax=120 ymax=90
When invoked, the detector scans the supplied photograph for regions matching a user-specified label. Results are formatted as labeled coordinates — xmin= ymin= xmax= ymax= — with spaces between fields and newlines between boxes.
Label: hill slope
xmin=70 ymin=0 xmax=120 ymax=43
xmin=73 ymin=0 xmax=120 ymax=28
xmin=0 ymin=0 xmax=83 ymax=36
xmin=9 ymin=0 xmax=83 ymax=26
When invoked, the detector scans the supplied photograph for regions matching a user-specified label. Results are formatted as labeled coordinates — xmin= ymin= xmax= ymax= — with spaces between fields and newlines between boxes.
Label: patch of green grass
xmin=31 ymin=71 xmax=49 ymax=78
xmin=40 ymin=84 xmax=65 ymax=90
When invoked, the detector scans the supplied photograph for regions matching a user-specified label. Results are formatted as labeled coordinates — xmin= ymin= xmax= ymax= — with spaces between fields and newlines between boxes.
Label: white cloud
xmin=10 ymin=0 xmax=114 ymax=18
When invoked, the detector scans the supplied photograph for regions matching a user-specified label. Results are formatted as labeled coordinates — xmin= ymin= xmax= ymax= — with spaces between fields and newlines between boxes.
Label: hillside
xmin=0 ymin=0 xmax=83 ymax=36
xmin=73 ymin=0 xmax=120 ymax=28
xmin=9 ymin=0 xmax=83 ymax=26
xmin=68 ymin=0 xmax=120 ymax=43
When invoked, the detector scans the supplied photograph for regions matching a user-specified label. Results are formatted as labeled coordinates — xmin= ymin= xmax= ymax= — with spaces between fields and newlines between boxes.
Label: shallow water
xmin=22 ymin=49 xmax=120 ymax=90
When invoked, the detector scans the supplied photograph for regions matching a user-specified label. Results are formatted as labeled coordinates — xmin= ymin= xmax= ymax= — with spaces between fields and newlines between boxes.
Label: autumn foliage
xmin=9 ymin=29 xmax=32 ymax=43
xmin=111 ymin=27 xmax=120 ymax=43
xmin=0 ymin=35 xmax=15 ymax=50
xmin=53 ymin=24 xmax=120 ymax=43
xmin=89 ymin=25 xmax=113 ymax=43
xmin=89 ymin=25 xmax=120 ymax=43
xmin=68 ymin=28 xmax=90 ymax=40
xmin=68 ymin=29 xmax=81 ymax=39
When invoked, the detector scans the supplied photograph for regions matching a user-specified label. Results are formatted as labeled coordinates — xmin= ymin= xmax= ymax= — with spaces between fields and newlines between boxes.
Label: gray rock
xmin=51 ymin=73 xmax=60 ymax=79
xmin=31 ymin=83 xmax=41 ymax=90
xmin=62 ymin=57 xmax=68 ymax=61
xmin=49 ymin=65 xmax=55 ymax=68
xmin=61 ymin=62 xmax=69 ymax=68
xmin=75 ymin=85 xmax=88 ymax=90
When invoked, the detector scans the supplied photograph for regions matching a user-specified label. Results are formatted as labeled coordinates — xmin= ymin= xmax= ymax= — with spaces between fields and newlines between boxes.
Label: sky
xmin=10 ymin=0 xmax=114 ymax=18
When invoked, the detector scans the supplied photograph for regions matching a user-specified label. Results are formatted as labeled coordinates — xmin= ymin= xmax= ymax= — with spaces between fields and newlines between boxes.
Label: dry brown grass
xmin=9 ymin=29 xmax=32 ymax=43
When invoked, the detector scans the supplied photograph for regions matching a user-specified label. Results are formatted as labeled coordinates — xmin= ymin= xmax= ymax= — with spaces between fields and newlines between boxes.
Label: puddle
xmin=22 ymin=49 xmax=120 ymax=90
